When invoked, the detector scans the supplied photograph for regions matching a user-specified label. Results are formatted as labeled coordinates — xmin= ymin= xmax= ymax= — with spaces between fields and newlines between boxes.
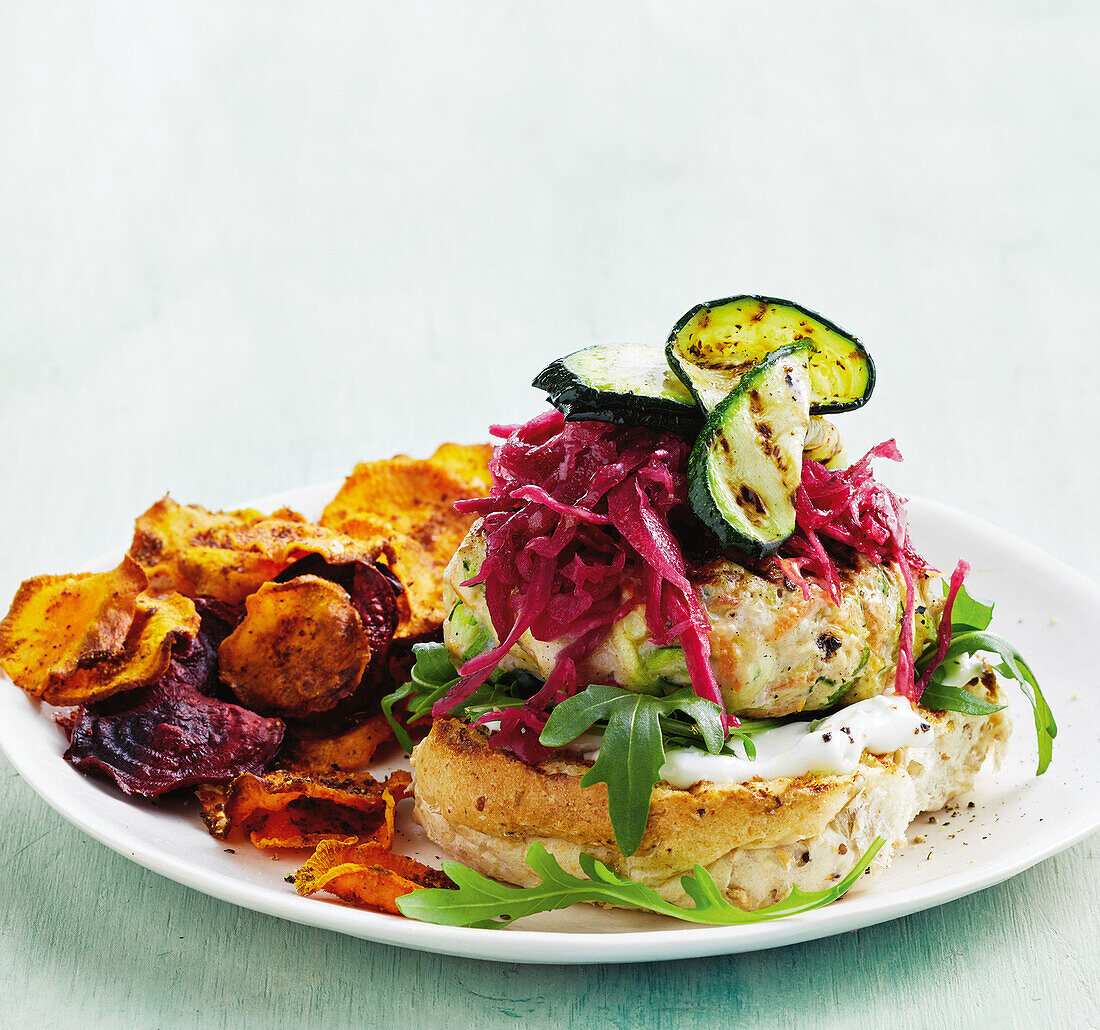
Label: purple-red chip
xmin=64 ymin=673 xmax=285 ymax=798
xmin=163 ymin=596 xmax=243 ymax=697
xmin=349 ymin=562 xmax=399 ymax=660
xmin=193 ymin=596 xmax=244 ymax=641
xmin=166 ymin=628 xmax=219 ymax=697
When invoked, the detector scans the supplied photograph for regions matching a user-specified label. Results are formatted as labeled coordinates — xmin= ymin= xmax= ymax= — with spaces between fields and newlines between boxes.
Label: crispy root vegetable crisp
xmin=294 ymin=839 xmax=453 ymax=915
xmin=0 ymin=444 xmax=489 ymax=916
xmin=0 ymin=557 xmax=148 ymax=701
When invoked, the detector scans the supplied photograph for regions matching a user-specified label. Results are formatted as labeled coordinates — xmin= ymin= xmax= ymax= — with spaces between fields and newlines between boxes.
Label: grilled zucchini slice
xmin=533 ymin=343 xmax=703 ymax=434
xmin=688 ymin=344 xmax=811 ymax=557
xmin=667 ymin=295 xmax=874 ymax=414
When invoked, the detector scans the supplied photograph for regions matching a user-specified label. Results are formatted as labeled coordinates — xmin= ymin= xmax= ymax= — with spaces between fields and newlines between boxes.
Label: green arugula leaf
xmin=917 ymin=628 xmax=1056 ymax=775
xmin=946 ymin=583 xmax=994 ymax=633
xmin=538 ymin=683 xmax=623 ymax=744
xmin=381 ymin=643 xmax=549 ymax=754
xmin=957 ymin=631 xmax=1055 ymax=775
xmin=410 ymin=641 xmax=462 ymax=689
xmin=915 ymin=578 xmax=1055 ymax=775
xmin=660 ymin=692 xmax=727 ymax=753
xmin=916 ymin=680 xmax=1005 ymax=716
xmin=380 ymin=643 xmax=460 ymax=753
xmin=661 ymin=712 xmax=780 ymax=760
xmin=380 ymin=681 xmax=421 ymax=753
xmin=540 ymin=685 xmax=726 ymax=856
xmin=723 ymin=715 xmax=786 ymax=736
xmin=397 ymin=838 xmax=885 ymax=927
xmin=581 ymin=693 xmax=664 ymax=858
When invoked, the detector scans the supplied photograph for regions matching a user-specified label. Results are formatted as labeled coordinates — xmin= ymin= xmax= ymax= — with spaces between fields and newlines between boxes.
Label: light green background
xmin=2 ymin=3 xmax=1098 ymax=1027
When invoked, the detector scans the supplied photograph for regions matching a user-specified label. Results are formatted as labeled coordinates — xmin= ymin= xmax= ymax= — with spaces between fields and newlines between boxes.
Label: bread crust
xmin=411 ymin=674 xmax=1010 ymax=910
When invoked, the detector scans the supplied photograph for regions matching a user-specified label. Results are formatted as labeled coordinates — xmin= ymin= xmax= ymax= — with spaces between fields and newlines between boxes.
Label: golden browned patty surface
xmin=444 ymin=523 xmax=942 ymax=717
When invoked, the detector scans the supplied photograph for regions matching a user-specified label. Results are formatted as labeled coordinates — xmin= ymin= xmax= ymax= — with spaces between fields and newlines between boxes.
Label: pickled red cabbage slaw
xmin=776 ymin=441 xmax=965 ymax=700
xmin=434 ymin=410 xmax=722 ymax=757
xmin=438 ymin=421 xmax=966 ymax=758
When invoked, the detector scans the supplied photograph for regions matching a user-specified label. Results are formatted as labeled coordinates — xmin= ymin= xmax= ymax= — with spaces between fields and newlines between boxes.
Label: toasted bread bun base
xmin=411 ymin=677 xmax=1010 ymax=910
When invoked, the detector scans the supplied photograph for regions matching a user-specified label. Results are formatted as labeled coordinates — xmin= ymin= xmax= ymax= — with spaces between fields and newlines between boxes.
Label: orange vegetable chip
xmin=384 ymin=531 xmax=457 ymax=639
xmin=0 ymin=557 xmax=147 ymax=700
xmin=212 ymin=769 xmax=411 ymax=849
xmin=218 ymin=576 xmax=371 ymax=718
xmin=285 ymin=713 xmax=395 ymax=775
xmin=294 ymin=839 xmax=453 ymax=914
xmin=320 ymin=457 xmax=478 ymax=565
xmin=320 ymin=448 xmax=493 ymax=640
xmin=44 ymin=589 xmax=200 ymax=706
xmin=196 ymin=783 xmax=230 ymax=838
xmin=428 ymin=442 xmax=494 ymax=493
xmin=130 ymin=496 xmax=386 ymax=605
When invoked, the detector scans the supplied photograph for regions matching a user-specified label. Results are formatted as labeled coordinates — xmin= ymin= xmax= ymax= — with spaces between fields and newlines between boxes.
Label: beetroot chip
xmin=64 ymin=675 xmax=285 ymax=798
xmin=372 ymin=561 xmax=407 ymax=607
xmin=168 ymin=630 xmax=217 ymax=696
xmin=167 ymin=596 xmax=243 ymax=696
xmin=193 ymin=596 xmax=243 ymax=640
xmin=349 ymin=563 xmax=399 ymax=659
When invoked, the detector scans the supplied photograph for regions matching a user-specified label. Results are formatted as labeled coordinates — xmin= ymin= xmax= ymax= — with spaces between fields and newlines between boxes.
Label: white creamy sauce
xmin=574 ymin=694 xmax=935 ymax=788
xmin=659 ymin=695 xmax=934 ymax=787
xmin=569 ymin=731 xmax=606 ymax=755
xmin=935 ymin=653 xmax=987 ymax=688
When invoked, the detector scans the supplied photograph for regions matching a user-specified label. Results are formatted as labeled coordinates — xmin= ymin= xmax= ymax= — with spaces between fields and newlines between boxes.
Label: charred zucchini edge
xmin=533 ymin=343 xmax=704 ymax=435
xmin=687 ymin=343 xmax=811 ymax=558
xmin=666 ymin=294 xmax=876 ymax=415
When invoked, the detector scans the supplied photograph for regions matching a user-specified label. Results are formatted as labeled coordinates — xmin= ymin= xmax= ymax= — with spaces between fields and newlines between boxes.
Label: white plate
xmin=1 ymin=484 xmax=1097 ymax=964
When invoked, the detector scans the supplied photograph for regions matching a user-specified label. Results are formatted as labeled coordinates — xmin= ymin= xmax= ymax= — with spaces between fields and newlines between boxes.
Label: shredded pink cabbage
xmin=470 ymin=707 xmax=555 ymax=764
xmin=913 ymin=558 xmax=970 ymax=698
xmin=777 ymin=441 xmax=967 ymax=702
xmin=435 ymin=410 xmax=724 ymax=757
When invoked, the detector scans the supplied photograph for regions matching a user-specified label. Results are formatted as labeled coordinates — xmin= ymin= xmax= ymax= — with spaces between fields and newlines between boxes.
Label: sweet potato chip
xmin=130 ymin=496 xmax=388 ymax=605
xmin=428 ymin=442 xmax=493 ymax=493
xmin=384 ymin=532 xmax=456 ymax=638
xmin=320 ymin=458 xmax=478 ymax=566
xmin=320 ymin=449 xmax=492 ymax=639
xmin=273 ymin=556 xmax=399 ymax=668
xmin=284 ymin=714 xmax=395 ymax=775
xmin=0 ymin=558 xmax=147 ymax=700
xmin=45 ymin=590 xmax=200 ymax=706
xmin=294 ymin=839 xmax=452 ymax=914
xmin=212 ymin=768 xmax=411 ymax=848
xmin=218 ymin=576 xmax=371 ymax=718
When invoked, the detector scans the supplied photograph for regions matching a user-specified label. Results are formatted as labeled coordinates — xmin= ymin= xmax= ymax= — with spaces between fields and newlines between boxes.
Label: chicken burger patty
xmin=442 ymin=522 xmax=942 ymax=718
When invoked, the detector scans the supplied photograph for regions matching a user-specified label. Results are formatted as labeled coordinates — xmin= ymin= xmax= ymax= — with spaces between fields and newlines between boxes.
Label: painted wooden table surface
xmin=2 ymin=3 xmax=1098 ymax=1027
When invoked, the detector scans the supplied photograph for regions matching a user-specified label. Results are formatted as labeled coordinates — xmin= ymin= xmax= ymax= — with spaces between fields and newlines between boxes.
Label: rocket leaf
xmin=397 ymin=838 xmax=884 ymax=928
xmin=540 ymin=684 xmax=725 ymax=855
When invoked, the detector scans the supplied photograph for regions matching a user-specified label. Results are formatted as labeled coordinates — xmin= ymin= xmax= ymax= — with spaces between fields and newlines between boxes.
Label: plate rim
xmin=1 ymin=487 xmax=1097 ymax=964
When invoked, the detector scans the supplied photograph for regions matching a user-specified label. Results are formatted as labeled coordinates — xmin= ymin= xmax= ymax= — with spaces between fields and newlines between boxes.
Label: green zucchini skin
xmin=688 ymin=344 xmax=811 ymax=558
xmin=666 ymin=295 xmax=875 ymax=415
xmin=533 ymin=343 xmax=704 ymax=435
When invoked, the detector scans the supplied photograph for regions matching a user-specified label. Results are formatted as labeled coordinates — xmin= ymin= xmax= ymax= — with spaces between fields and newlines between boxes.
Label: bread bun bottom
xmin=411 ymin=680 xmax=1010 ymax=910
